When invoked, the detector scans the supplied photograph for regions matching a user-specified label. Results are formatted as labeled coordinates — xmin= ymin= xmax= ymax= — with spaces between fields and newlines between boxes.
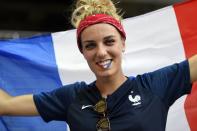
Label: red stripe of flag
xmin=174 ymin=0 xmax=197 ymax=130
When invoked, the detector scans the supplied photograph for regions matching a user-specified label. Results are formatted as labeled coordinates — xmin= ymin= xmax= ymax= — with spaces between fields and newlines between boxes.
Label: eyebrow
xmin=82 ymin=40 xmax=95 ymax=44
xmin=82 ymin=35 xmax=115 ymax=43
xmin=103 ymin=35 xmax=115 ymax=40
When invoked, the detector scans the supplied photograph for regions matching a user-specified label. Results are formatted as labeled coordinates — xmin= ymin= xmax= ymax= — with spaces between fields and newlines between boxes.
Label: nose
xmin=96 ymin=44 xmax=107 ymax=58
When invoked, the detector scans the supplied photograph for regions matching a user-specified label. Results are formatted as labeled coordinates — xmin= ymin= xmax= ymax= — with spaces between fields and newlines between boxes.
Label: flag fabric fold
xmin=174 ymin=1 xmax=197 ymax=131
xmin=0 ymin=0 xmax=196 ymax=131
xmin=0 ymin=35 xmax=67 ymax=131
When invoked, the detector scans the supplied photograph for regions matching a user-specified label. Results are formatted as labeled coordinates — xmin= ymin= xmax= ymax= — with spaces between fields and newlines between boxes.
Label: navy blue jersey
xmin=33 ymin=60 xmax=192 ymax=131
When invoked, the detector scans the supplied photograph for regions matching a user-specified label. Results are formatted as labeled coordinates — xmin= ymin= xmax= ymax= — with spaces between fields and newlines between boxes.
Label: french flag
xmin=0 ymin=0 xmax=196 ymax=131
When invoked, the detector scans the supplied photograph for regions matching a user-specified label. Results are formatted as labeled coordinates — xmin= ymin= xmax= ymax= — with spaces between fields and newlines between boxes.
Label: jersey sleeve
xmin=33 ymin=81 xmax=87 ymax=122
xmin=136 ymin=60 xmax=192 ymax=107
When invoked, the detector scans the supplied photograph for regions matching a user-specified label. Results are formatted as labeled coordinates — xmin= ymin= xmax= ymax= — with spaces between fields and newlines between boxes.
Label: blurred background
xmin=0 ymin=0 xmax=185 ymax=39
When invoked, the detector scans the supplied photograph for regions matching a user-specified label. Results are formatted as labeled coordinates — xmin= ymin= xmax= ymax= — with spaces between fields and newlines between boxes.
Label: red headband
xmin=77 ymin=14 xmax=126 ymax=53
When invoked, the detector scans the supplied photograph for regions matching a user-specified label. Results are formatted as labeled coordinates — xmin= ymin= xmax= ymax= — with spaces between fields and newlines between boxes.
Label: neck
xmin=96 ymin=74 xmax=127 ymax=98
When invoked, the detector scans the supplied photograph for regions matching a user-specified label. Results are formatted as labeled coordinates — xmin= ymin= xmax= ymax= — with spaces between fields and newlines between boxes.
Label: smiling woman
xmin=81 ymin=23 xmax=126 ymax=85
xmin=0 ymin=0 xmax=197 ymax=131
xmin=71 ymin=0 xmax=128 ymax=98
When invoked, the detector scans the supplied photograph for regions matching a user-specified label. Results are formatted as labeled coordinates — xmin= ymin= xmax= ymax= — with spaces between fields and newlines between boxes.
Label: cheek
xmin=112 ymin=46 xmax=123 ymax=56
xmin=112 ymin=49 xmax=123 ymax=62
xmin=83 ymin=52 xmax=94 ymax=62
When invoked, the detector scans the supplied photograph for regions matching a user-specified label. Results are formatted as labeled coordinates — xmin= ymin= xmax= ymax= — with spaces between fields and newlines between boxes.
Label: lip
xmin=96 ymin=59 xmax=112 ymax=69
xmin=96 ymin=59 xmax=112 ymax=64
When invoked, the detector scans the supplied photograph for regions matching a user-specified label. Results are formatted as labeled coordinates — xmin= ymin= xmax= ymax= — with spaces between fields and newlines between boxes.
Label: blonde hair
xmin=71 ymin=0 xmax=122 ymax=28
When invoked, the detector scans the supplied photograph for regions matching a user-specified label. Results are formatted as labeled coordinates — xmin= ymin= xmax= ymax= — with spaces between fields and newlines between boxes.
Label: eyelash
xmin=85 ymin=43 xmax=96 ymax=50
xmin=84 ymin=39 xmax=115 ymax=50
xmin=105 ymin=39 xmax=115 ymax=45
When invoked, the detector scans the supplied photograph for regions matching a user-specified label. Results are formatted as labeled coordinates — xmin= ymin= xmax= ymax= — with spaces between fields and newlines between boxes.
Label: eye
xmin=84 ymin=43 xmax=96 ymax=50
xmin=104 ymin=39 xmax=115 ymax=46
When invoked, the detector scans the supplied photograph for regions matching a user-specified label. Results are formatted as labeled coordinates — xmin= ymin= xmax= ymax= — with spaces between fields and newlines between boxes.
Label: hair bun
xmin=71 ymin=0 xmax=122 ymax=28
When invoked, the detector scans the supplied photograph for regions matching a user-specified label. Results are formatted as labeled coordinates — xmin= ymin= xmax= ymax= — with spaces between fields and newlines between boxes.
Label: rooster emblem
xmin=128 ymin=92 xmax=141 ymax=106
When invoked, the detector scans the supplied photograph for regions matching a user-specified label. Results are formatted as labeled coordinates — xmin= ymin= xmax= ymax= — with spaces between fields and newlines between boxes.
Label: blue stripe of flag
xmin=0 ymin=34 xmax=67 ymax=131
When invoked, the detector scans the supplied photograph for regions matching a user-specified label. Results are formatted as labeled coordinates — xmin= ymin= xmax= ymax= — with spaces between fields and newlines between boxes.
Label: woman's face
xmin=80 ymin=23 xmax=125 ymax=78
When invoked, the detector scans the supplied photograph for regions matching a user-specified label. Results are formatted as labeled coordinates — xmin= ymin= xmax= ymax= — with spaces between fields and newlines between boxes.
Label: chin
xmin=95 ymin=70 xmax=114 ymax=78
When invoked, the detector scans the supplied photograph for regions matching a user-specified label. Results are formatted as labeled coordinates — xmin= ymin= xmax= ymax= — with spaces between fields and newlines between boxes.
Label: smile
xmin=96 ymin=59 xmax=112 ymax=69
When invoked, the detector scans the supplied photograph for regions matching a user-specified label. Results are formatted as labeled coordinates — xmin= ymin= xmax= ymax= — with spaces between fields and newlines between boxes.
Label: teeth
xmin=97 ymin=60 xmax=112 ymax=69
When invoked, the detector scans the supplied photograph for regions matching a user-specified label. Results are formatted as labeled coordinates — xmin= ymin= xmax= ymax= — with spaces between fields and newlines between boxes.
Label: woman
xmin=0 ymin=0 xmax=197 ymax=131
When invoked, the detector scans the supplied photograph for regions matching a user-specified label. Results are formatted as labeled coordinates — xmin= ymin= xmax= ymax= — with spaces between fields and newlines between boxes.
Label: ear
xmin=121 ymin=38 xmax=126 ymax=52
